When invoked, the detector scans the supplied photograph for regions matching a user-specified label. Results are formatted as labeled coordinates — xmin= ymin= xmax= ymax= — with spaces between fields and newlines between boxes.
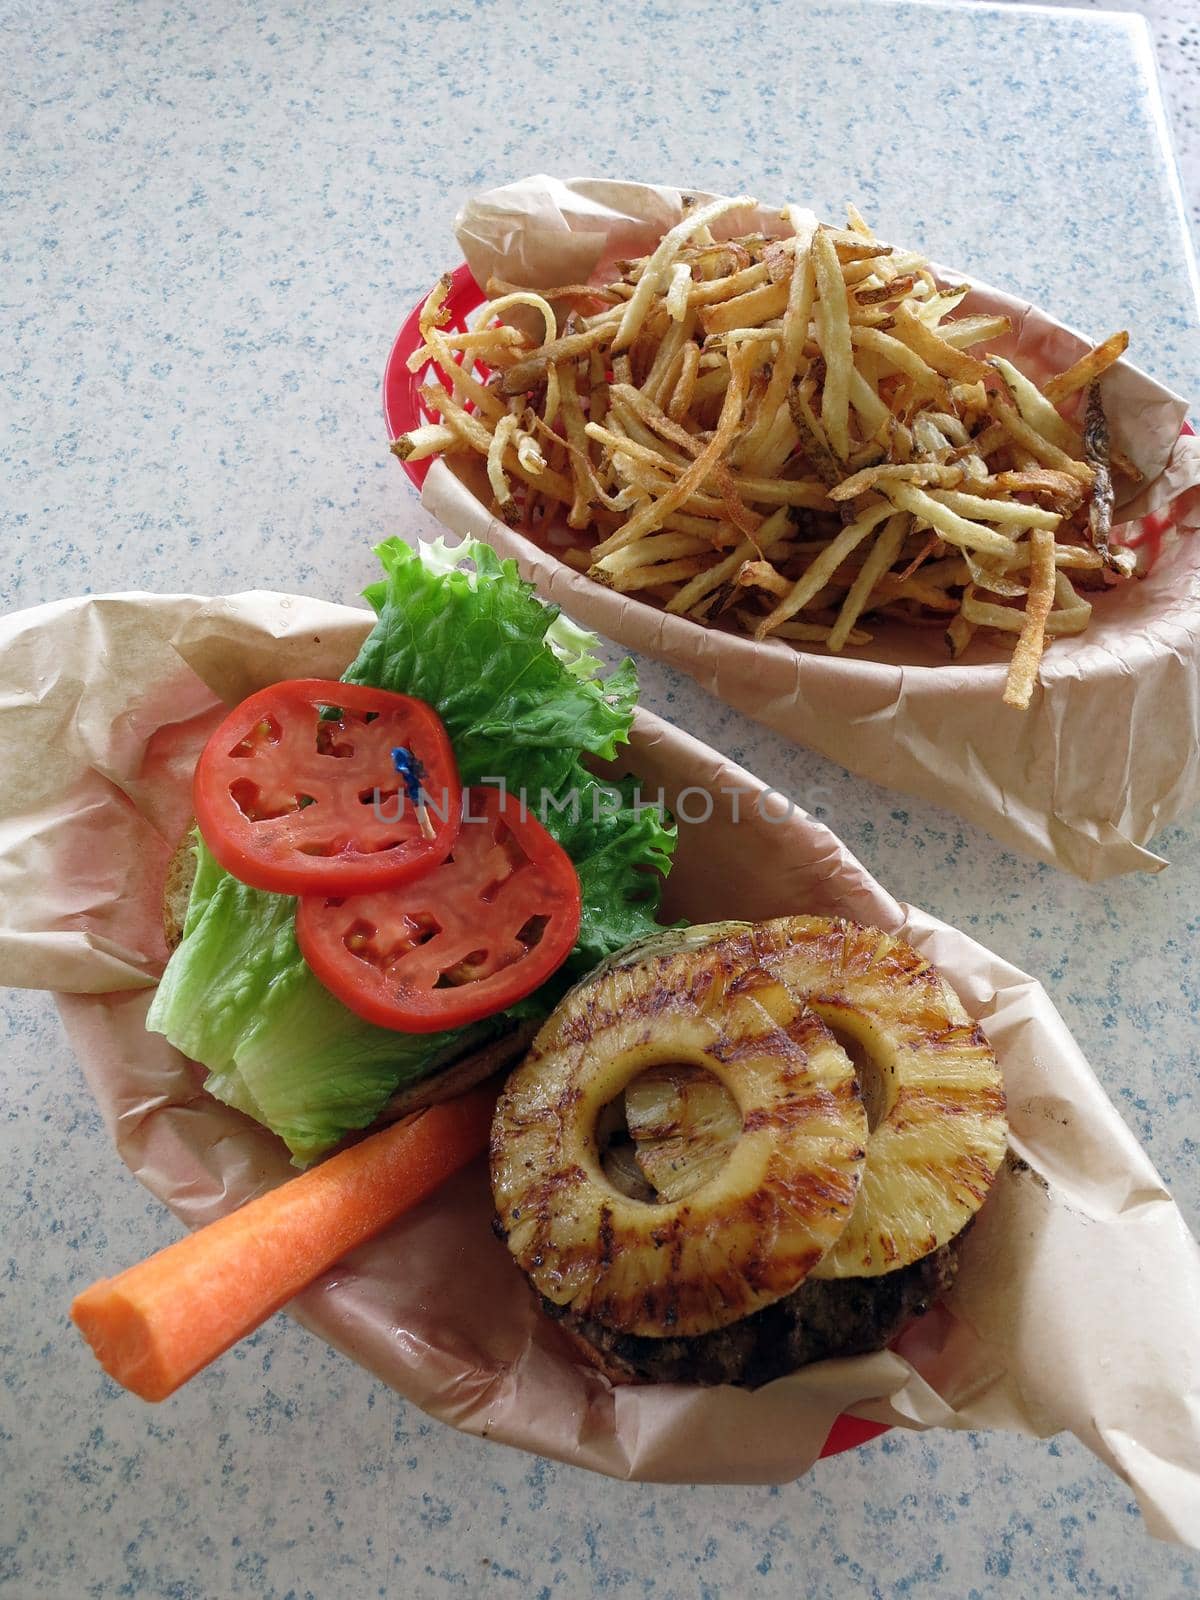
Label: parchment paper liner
xmin=1 ymin=588 xmax=1197 ymax=1544
xmin=416 ymin=175 xmax=1200 ymax=881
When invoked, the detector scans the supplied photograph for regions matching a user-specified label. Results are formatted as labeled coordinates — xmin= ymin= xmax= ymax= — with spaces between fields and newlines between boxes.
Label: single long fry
xmin=487 ymin=413 xmax=521 ymax=522
xmin=1043 ymin=330 xmax=1129 ymax=403
xmin=926 ymin=487 xmax=1061 ymax=530
xmin=71 ymin=1090 xmax=496 ymax=1401
xmin=685 ymin=260 xmax=770 ymax=305
xmin=890 ymin=304 xmax=989 ymax=383
xmin=392 ymin=421 xmax=464 ymax=462
xmin=600 ymin=556 xmax=710 ymax=592
xmin=756 ymin=499 xmax=895 ymax=638
xmin=990 ymin=355 xmax=1077 ymax=454
xmin=1002 ymin=527 xmax=1056 ymax=709
xmin=831 ymin=462 xmax=964 ymax=501
xmin=668 ymin=339 xmax=702 ymax=422
xmin=850 ymin=325 xmax=946 ymax=397
xmin=502 ymin=323 xmax=613 ymax=396
xmin=881 ymin=482 xmax=1017 ymax=558
xmin=699 ymin=277 xmax=790 ymax=335
xmin=812 ymin=228 xmax=853 ymax=460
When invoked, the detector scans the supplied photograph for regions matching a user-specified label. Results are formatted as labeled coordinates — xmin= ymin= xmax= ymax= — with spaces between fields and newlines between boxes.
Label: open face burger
xmin=490 ymin=918 xmax=1008 ymax=1388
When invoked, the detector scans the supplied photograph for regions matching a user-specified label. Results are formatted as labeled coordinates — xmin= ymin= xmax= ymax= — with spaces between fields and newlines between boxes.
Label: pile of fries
xmin=393 ymin=198 xmax=1139 ymax=709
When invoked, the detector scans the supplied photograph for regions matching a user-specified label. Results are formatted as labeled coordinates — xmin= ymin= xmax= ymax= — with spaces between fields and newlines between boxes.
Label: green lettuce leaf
xmin=147 ymin=538 xmax=674 ymax=1163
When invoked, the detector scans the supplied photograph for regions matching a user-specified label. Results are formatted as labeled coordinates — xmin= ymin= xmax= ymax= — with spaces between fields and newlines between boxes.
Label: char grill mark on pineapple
xmin=491 ymin=923 xmax=869 ymax=1339
xmin=749 ymin=916 xmax=1007 ymax=1280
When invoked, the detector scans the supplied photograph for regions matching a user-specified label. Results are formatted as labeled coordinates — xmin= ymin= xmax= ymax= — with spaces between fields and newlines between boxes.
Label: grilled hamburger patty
xmin=538 ymin=1234 xmax=962 ymax=1388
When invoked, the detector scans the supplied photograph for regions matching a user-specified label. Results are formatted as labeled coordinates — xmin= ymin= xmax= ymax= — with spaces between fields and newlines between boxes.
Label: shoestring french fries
xmin=392 ymin=201 xmax=1139 ymax=710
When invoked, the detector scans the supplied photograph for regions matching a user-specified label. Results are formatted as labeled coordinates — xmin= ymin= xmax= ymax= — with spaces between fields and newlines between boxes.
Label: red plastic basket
xmin=383 ymin=266 xmax=890 ymax=1464
xmin=384 ymin=264 xmax=489 ymax=489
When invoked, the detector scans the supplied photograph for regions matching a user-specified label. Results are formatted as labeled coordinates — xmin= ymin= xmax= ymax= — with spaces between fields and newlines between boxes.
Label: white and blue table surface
xmin=3 ymin=1 xmax=1199 ymax=1595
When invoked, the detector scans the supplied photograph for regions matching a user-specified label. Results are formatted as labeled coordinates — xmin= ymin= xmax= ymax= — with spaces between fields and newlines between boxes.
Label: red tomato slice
xmin=193 ymin=678 xmax=461 ymax=894
xmin=295 ymin=785 xmax=582 ymax=1032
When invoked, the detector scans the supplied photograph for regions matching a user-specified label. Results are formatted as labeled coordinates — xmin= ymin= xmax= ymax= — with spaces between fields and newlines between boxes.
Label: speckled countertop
xmin=3 ymin=2 xmax=1199 ymax=1597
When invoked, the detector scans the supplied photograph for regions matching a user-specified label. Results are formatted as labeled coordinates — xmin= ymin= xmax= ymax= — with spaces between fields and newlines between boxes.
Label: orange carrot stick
xmin=71 ymin=1086 xmax=495 ymax=1401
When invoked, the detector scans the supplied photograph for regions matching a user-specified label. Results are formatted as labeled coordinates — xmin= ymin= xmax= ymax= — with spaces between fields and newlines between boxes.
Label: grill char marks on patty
xmin=540 ymin=1235 xmax=962 ymax=1389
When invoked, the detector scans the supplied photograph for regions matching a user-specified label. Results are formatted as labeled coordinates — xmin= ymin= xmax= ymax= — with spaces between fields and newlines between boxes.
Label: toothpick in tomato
xmin=193 ymin=679 xmax=461 ymax=894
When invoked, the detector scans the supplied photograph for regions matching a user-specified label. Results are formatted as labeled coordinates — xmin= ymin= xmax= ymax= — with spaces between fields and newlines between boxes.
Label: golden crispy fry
xmin=990 ymin=355 xmax=1077 ymax=454
xmin=1004 ymin=527 xmax=1054 ymax=709
xmin=1043 ymin=330 xmax=1129 ymax=403
xmin=667 ymin=340 xmax=702 ymax=422
xmin=502 ymin=323 xmax=615 ymax=396
xmin=925 ymin=487 xmax=1061 ymax=531
xmin=881 ymin=482 xmax=1017 ymax=558
xmin=938 ymin=313 xmax=1012 ymax=349
xmin=391 ymin=421 xmax=464 ymax=462
xmin=890 ymin=304 xmax=990 ymax=383
xmin=685 ymin=260 xmax=771 ymax=305
xmin=735 ymin=559 xmax=790 ymax=598
xmin=980 ymin=468 xmax=1085 ymax=506
xmin=593 ymin=531 xmax=712 ymax=581
xmin=699 ymin=278 xmax=790 ymax=335
xmin=812 ymin=228 xmax=853 ymax=460
xmin=599 ymin=556 xmax=710 ymax=593
xmin=487 ymin=413 xmax=521 ymax=523
xmin=831 ymin=462 xmax=964 ymax=501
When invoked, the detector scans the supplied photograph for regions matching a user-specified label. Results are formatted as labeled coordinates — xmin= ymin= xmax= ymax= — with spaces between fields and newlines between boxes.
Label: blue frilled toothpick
xmin=391 ymin=746 xmax=436 ymax=841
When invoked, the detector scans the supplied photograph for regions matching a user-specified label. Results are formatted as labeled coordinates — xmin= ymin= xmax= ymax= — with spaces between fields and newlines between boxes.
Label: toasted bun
xmin=162 ymin=828 xmax=199 ymax=951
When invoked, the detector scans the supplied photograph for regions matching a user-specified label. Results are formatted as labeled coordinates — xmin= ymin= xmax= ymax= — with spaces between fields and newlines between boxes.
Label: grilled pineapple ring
xmin=750 ymin=917 xmax=1008 ymax=1279
xmin=491 ymin=925 xmax=869 ymax=1339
